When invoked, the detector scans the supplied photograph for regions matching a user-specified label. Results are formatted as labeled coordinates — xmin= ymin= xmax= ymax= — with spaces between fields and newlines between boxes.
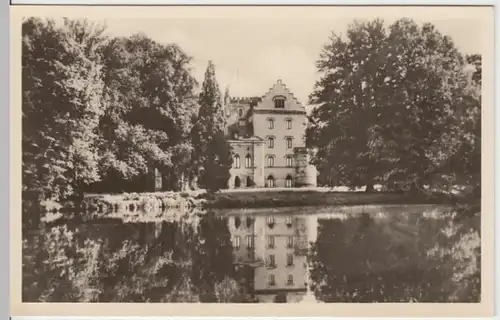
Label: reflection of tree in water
xmin=308 ymin=211 xmax=480 ymax=302
xmin=23 ymin=209 xmax=254 ymax=302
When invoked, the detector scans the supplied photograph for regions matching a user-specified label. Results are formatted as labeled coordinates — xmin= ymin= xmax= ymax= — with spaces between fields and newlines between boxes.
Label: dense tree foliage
xmin=22 ymin=18 xmax=232 ymax=218
xmin=22 ymin=18 xmax=106 ymax=207
xmin=307 ymin=18 xmax=481 ymax=193
xmin=94 ymin=34 xmax=198 ymax=193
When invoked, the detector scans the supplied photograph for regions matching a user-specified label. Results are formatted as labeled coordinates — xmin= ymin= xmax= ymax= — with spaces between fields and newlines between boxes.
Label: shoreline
xmin=35 ymin=188 xmax=456 ymax=216
xmin=205 ymin=189 xmax=453 ymax=209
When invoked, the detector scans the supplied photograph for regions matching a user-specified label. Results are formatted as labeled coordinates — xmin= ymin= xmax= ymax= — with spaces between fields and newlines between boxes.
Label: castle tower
xmin=294 ymin=147 xmax=317 ymax=187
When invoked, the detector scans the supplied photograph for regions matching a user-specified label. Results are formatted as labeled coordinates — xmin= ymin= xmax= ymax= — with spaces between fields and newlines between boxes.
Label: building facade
xmin=226 ymin=80 xmax=317 ymax=189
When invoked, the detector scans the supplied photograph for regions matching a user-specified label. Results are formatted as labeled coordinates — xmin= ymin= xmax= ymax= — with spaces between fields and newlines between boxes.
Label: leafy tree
xmin=94 ymin=34 xmax=198 ymax=192
xmin=307 ymin=19 xmax=390 ymax=191
xmin=22 ymin=17 xmax=106 ymax=214
xmin=376 ymin=20 xmax=470 ymax=191
xmin=308 ymin=18 xmax=479 ymax=192
xmin=191 ymin=61 xmax=232 ymax=191
xmin=446 ymin=54 xmax=481 ymax=195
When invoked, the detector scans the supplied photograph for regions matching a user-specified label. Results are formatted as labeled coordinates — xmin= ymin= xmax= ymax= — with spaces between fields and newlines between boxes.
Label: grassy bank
xmin=204 ymin=188 xmax=455 ymax=209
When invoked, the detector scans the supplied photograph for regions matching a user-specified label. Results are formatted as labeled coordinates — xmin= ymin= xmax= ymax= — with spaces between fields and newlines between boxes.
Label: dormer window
xmin=274 ymin=96 xmax=285 ymax=109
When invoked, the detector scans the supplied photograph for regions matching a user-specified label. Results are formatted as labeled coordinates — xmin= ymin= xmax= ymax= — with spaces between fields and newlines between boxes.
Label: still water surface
xmin=23 ymin=204 xmax=480 ymax=303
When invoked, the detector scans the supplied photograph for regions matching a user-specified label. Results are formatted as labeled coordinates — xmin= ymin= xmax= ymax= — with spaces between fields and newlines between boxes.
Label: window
xmin=266 ymin=215 xmax=275 ymax=227
xmin=267 ymin=235 xmax=275 ymax=248
xmin=268 ymin=274 xmax=276 ymax=286
xmin=268 ymin=118 xmax=274 ymax=129
xmin=245 ymin=154 xmax=252 ymax=168
xmin=246 ymin=235 xmax=253 ymax=249
xmin=268 ymin=254 xmax=276 ymax=268
xmin=274 ymin=98 xmax=285 ymax=109
xmin=233 ymin=236 xmax=241 ymax=249
xmin=246 ymin=217 xmax=253 ymax=228
xmin=285 ymin=216 xmax=293 ymax=227
xmin=267 ymin=137 xmax=274 ymax=149
xmin=286 ymin=253 xmax=294 ymax=266
xmin=286 ymin=156 xmax=293 ymax=167
xmin=233 ymin=155 xmax=240 ymax=168
xmin=287 ymin=236 xmax=294 ymax=248
xmin=286 ymin=137 xmax=293 ymax=149
xmin=238 ymin=109 xmax=243 ymax=117
xmin=285 ymin=175 xmax=293 ymax=188
xmin=266 ymin=156 xmax=275 ymax=168
xmin=234 ymin=216 xmax=241 ymax=229
xmin=287 ymin=274 xmax=294 ymax=285
xmin=267 ymin=175 xmax=275 ymax=187
xmin=286 ymin=119 xmax=292 ymax=129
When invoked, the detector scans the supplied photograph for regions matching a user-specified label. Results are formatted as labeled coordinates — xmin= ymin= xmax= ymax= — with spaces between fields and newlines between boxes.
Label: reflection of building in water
xmin=228 ymin=214 xmax=316 ymax=302
xmin=227 ymin=215 xmax=257 ymax=264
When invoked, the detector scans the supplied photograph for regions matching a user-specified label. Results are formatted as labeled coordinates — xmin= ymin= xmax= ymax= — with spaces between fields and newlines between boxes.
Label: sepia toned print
xmin=11 ymin=4 xmax=494 ymax=317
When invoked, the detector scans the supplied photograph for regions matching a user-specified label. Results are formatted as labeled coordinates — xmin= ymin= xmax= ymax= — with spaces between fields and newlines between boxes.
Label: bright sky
xmin=99 ymin=13 xmax=485 ymax=105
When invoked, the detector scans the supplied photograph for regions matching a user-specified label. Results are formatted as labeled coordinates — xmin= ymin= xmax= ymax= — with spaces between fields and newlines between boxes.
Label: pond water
xmin=22 ymin=204 xmax=480 ymax=303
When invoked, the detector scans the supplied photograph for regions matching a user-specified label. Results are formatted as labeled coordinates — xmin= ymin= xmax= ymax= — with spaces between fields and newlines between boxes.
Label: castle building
xmin=225 ymin=80 xmax=317 ymax=189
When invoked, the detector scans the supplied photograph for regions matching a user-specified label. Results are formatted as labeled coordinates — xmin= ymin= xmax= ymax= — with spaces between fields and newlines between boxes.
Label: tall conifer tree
xmin=192 ymin=61 xmax=232 ymax=191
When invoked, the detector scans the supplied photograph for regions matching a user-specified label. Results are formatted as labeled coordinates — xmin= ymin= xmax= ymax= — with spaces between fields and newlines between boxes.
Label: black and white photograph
xmin=13 ymin=4 xmax=494 ymax=316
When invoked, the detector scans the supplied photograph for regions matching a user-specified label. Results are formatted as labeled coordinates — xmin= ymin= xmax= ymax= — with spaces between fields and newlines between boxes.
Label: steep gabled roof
xmin=254 ymin=79 xmax=306 ymax=112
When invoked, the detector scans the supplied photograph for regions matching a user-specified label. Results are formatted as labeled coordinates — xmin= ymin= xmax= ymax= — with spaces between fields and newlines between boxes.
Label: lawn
xmin=205 ymin=188 xmax=454 ymax=209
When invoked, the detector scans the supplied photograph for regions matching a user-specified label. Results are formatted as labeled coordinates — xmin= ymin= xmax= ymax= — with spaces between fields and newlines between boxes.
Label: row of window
xmin=268 ymin=274 xmax=294 ymax=286
xmin=266 ymin=253 xmax=295 ymax=268
xmin=231 ymin=175 xmax=293 ymax=188
xmin=267 ymin=235 xmax=295 ymax=249
xmin=267 ymin=175 xmax=293 ymax=188
xmin=232 ymin=235 xmax=253 ymax=249
xmin=265 ymin=155 xmax=294 ymax=168
xmin=232 ymin=154 xmax=294 ymax=168
xmin=232 ymin=235 xmax=295 ymax=249
xmin=268 ymin=118 xmax=293 ymax=130
xmin=267 ymin=137 xmax=293 ymax=149
xmin=232 ymin=216 xmax=295 ymax=229
xmin=232 ymin=216 xmax=254 ymax=229
xmin=266 ymin=216 xmax=293 ymax=226
xmin=232 ymin=154 xmax=252 ymax=168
